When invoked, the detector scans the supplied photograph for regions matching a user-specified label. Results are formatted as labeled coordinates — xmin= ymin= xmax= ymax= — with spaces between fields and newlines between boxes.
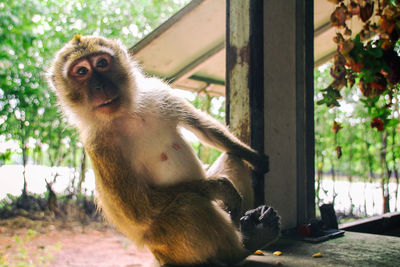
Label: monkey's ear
xmin=72 ymin=34 xmax=82 ymax=44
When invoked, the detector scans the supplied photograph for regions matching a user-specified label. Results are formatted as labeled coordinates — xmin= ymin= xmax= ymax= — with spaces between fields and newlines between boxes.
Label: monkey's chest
xmin=127 ymin=130 xmax=206 ymax=185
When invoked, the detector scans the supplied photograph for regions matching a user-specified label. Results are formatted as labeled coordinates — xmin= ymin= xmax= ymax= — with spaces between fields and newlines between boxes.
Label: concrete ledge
xmin=240 ymin=231 xmax=400 ymax=267
xmin=340 ymin=212 xmax=400 ymax=236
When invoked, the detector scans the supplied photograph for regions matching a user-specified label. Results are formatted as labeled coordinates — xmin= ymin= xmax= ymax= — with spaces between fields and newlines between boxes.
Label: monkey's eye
xmin=91 ymin=53 xmax=111 ymax=71
xmin=77 ymin=67 xmax=89 ymax=76
xmin=96 ymin=58 xmax=109 ymax=68
xmin=70 ymin=59 xmax=91 ymax=80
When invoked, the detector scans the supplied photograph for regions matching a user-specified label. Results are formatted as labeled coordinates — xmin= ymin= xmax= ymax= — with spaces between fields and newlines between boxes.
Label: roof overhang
xmin=130 ymin=0 xmax=365 ymax=96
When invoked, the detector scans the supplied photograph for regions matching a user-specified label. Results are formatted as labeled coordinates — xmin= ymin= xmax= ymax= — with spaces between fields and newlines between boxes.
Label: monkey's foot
xmin=240 ymin=205 xmax=280 ymax=252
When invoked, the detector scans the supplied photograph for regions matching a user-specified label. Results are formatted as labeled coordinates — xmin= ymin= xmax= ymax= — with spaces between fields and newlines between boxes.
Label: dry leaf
xmin=332 ymin=121 xmax=343 ymax=134
xmin=359 ymin=2 xmax=374 ymax=22
xmin=273 ymin=251 xmax=283 ymax=256
xmin=253 ymin=250 xmax=264 ymax=255
xmin=312 ymin=252 xmax=323 ymax=258
xmin=331 ymin=4 xmax=348 ymax=27
xmin=336 ymin=146 xmax=342 ymax=159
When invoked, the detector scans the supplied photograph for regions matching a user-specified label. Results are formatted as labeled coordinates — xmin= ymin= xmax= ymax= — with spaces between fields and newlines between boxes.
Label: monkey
xmin=48 ymin=35 xmax=280 ymax=266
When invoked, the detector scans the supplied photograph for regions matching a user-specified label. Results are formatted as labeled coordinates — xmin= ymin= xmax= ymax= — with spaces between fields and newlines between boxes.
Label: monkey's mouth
xmin=96 ymin=95 xmax=120 ymax=111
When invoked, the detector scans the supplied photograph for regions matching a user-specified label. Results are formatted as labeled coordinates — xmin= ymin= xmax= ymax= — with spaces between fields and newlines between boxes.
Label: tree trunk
xmin=21 ymin=140 xmax=28 ymax=199
xmin=331 ymin=164 xmax=337 ymax=205
xmin=70 ymin=142 xmax=78 ymax=192
xmin=396 ymin=175 xmax=400 ymax=212
xmin=348 ymin=174 xmax=354 ymax=216
xmin=348 ymin=136 xmax=354 ymax=216
xmin=391 ymin=125 xmax=399 ymax=211
xmin=77 ymin=148 xmax=87 ymax=194
xmin=380 ymin=132 xmax=390 ymax=214
xmin=363 ymin=178 xmax=368 ymax=216
xmin=381 ymin=178 xmax=390 ymax=213
xmin=364 ymin=140 xmax=376 ymax=215
xmin=316 ymin=154 xmax=324 ymax=206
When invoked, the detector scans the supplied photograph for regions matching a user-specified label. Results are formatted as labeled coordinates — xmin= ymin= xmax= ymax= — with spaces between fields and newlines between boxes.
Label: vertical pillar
xmin=226 ymin=0 xmax=251 ymax=144
xmin=296 ymin=0 xmax=315 ymax=226
xmin=263 ymin=0 xmax=315 ymax=229
xmin=226 ymin=0 xmax=265 ymax=206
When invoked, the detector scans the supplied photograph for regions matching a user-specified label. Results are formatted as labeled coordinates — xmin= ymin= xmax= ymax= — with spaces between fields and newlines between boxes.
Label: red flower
xmin=351 ymin=61 xmax=364 ymax=73
xmin=371 ymin=118 xmax=384 ymax=131
xmin=369 ymin=81 xmax=384 ymax=91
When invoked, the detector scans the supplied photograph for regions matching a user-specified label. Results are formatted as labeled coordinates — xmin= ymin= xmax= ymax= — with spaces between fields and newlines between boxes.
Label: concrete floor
xmin=241 ymin=231 xmax=400 ymax=267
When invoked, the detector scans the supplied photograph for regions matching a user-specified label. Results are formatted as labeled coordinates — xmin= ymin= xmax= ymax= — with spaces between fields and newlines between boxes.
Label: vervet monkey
xmin=48 ymin=35 xmax=279 ymax=266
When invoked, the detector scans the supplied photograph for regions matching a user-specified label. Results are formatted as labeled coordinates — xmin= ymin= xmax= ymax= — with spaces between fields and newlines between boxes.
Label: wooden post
xmin=227 ymin=0 xmax=314 ymax=227
xmin=226 ymin=0 xmax=266 ymax=207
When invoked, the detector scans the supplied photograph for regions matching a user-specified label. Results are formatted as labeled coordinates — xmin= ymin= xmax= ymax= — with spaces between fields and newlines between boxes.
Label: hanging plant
xmin=318 ymin=0 xmax=400 ymax=133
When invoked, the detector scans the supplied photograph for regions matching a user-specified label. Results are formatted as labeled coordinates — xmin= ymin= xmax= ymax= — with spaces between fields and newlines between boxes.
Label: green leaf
xmin=317 ymin=85 xmax=341 ymax=107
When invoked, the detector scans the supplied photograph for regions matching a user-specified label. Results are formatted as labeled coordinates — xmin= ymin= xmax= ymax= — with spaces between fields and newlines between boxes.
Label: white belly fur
xmin=115 ymin=115 xmax=206 ymax=186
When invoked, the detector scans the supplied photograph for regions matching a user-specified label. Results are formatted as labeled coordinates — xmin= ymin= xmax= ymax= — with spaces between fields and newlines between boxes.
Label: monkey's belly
xmin=146 ymin=141 xmax=206 ymax=185
xmin=131 ymin=131 xmax=205 ymax=185
xmin=113 ymin=115 xmax=206 ymax=185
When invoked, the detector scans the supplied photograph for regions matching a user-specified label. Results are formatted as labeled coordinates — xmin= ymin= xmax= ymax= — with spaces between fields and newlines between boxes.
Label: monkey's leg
xmin=200 ymin=177 xmax=242 ymax=223
xmin=208 ymin=154 xmax=280 ymax=251
xmin=155 ymin=176 xmax=242 ymax=224
xmin=240 ymin=205 xmax=280 ymax=252
xmin=207 ymin=153 xmax=254 ymax=217
xmin=144 ymin=193 xmax=249 ymax=266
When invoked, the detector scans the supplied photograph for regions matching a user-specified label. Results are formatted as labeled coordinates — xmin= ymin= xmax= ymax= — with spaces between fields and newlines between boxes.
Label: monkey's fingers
xmin=240 ymin=205 xmax=280 ymax=252
xmin=259 ymin=207 xmax=280 ymax=229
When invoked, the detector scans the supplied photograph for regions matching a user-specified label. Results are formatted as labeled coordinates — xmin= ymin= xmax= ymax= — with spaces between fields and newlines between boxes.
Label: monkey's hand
xmin=247 ymin=152 xmax=269 ymax=174
xmin=240 ymin=205 xmax=280 ymax=252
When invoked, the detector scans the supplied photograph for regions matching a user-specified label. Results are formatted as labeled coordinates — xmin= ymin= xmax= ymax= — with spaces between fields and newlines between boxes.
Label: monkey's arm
xmin=168 ymin=97 xmax=269 ymax=173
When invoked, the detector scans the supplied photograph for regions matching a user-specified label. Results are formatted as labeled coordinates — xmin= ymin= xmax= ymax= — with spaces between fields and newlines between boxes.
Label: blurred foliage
xmin=190 ymin=93 xmax=225 ymax=165
xmin=0 ymin=0 xmax=190 ymax=167
xmin=321 ymin=1 xmax=400 ymax=129
xmin=0 ymin=0 xmax=239 ymax=203
xmin=315 ymin=63 xmax=400 ymax=215
xmin=316 ymin=1 xmax=400 ymax=214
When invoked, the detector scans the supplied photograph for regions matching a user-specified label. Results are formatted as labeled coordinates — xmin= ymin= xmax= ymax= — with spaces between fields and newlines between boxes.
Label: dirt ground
xmin=0 ymin=217 xmax=154 ymax=267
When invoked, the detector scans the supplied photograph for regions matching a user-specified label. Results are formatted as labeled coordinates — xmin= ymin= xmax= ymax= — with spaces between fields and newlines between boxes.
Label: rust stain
xmin=238 ymin=119 xmax=250 ymax=144
xmin=160 ymin=153 xmax=168 ymax=161
xmin=226 ymin=45 xmax=238 ymax=77
xmin=239 ymin=45 xmax=250 ymax=65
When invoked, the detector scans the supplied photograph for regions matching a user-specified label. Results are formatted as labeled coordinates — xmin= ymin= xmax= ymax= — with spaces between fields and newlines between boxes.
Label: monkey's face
xmin=68 ymin=52 xmax=120 ymax=114
xmin=49 ymin=35 xmax=136 ymax=124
